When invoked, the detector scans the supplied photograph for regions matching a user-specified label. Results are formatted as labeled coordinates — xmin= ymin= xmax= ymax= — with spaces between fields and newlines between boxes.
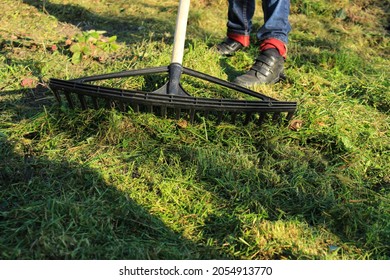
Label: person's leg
xmin=227 ymin=0 xmax=256 ymax=46
xmin=259 ymin=0 xmax=291 ymax=44
xmin=258 ymin=0 xmax=291 ymax=58
xmin=234 ymin=0 xmax=291 ymax=86
xmin=216 ymin=0 xmax=256 ymax=55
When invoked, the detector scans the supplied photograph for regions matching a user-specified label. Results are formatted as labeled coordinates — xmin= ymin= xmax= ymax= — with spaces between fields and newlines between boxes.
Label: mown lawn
xmin=0 ymin=0 xmax=389 ymax=259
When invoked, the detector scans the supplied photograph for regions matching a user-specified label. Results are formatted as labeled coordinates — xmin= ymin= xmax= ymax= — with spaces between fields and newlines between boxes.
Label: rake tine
xmin=91 ymin=97 xmax=99 ymax=109
xmin=244 ymin=112 xmax=253 ymax=125
xmin=189 ymin=108 xmax=196 ymax=123
xmin=257 ymin=113 xmax=267 ymax=126
xmin=161 ymin=106 xmax=167 ymax=118
xmin=132 ymin=103 xmax=140 ymax=113
xmin=175 ymin=108 xmax=181 ymax=120
xmin=286 ymin=111 xmax=294 ymax=121
xmin=118 ymin=101 xmax=127 ymax=112
xmin=52 ymin=89 xmax=62 ymax=104
xmin=77 ymin=93 xmax=88 ymax=110
xmin=105 ymin=99 xmax=110 ymax=109
xmin=216 ymin=111 xmax=223 ymax=124
xmin=230 ymin=112 xmax=237 ymax=124
xmin=64 ymin=91 xmax=74 ymax=109
xmin=272 ymin=112 xmax=281 ymax=123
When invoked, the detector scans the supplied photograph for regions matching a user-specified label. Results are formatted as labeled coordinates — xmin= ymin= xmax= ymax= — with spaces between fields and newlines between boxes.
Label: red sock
xmin=260 ymin=38 xmax=287 ymax=59
xmin=227 ymin=33 xmax=250 ymax=47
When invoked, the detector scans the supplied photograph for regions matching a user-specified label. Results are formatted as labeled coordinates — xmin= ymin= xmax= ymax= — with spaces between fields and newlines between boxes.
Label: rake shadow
xmin=0 ymin=90 xmax=226 ymax=260
xmin=22 ymin=0 xmax=195 ymax=45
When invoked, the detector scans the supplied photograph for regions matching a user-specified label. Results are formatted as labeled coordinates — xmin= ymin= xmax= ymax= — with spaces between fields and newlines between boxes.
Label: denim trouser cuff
xmin=227 ymin=0 xmax=291 ymax=44
xmin=227 ymin=33 xmax=250 ymax=47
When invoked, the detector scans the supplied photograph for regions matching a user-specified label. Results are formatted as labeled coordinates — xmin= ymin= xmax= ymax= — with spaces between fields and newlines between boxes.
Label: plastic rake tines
xmin=49 ymin=64 xmax=297 ymax=125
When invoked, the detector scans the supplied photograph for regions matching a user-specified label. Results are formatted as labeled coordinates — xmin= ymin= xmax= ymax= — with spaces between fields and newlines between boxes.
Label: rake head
xmin=49 ymin=0 xmax=296 ymax=126
xmin=49 ymin=63 xmax=297 ymax=126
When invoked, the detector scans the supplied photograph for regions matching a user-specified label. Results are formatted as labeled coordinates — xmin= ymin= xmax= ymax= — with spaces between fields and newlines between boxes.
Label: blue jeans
xmin=227 ymin=0 xmax=291 ymax=44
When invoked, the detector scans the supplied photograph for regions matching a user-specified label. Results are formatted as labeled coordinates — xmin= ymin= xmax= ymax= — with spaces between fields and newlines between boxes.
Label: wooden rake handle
xmin=171 ymin=0 xmax=191 ymax=65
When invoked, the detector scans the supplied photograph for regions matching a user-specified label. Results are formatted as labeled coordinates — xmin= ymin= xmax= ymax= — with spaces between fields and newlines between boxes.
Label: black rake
xmin=49 ymin=0 xmax=297 ymax=125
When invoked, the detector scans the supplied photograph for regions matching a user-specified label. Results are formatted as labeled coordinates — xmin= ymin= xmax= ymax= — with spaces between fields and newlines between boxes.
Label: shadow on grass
xmin=340 ymin=82 xmax=390 ymax=114
xmin=0 ymin=94 xmax=221 ymax=260
xmin=22 ymin=0 xmax=185 ymax=44
xmin=0 ymin=88 xmax=230 ymax=259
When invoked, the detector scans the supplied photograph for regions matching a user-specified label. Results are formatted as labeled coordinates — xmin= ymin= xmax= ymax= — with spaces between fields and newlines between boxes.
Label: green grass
xmin=0 ymin=0 xmax=389 ymax=259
